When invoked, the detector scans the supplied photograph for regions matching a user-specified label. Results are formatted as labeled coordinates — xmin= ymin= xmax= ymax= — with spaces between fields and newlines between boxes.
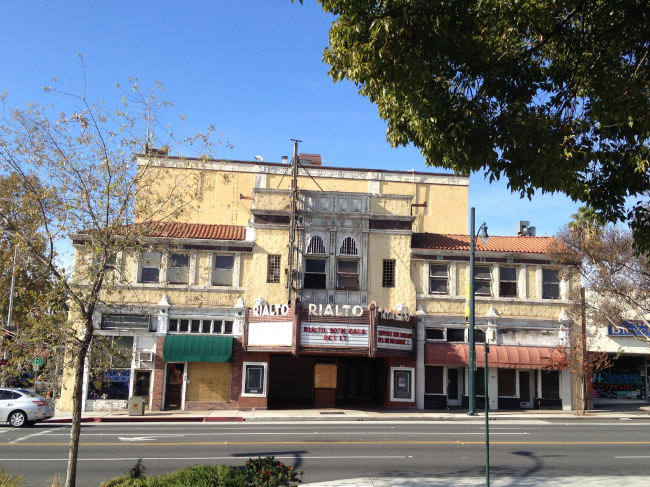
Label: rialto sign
xmin=253 ymin=303 xmax=290 ymax=317
xmin=307 ymin=304 xmax=364 ymax=317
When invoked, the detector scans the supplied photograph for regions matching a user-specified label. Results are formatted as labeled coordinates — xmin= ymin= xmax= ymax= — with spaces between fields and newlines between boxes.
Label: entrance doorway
xmin=520 ymin=371 xmax=533 ymax=409
xmin=165 ymin=363 xmax=184 ymax=410
xmin=134 ymin=371 xmax=151 ymax=410
xmin=447 ymin=367 xmax=461 ymax=406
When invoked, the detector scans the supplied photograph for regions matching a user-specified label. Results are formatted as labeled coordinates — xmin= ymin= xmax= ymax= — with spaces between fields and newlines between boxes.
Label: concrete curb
xmin=43 ymin=416 xmax=243 ymax=424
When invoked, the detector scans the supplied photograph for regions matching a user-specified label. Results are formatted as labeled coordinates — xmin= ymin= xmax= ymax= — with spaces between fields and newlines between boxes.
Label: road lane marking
xmin=0 ymin=455 xmax=408 ymax=462
xmin=9 ymin=428 xmax=59 ymax=444
xmin=616 ymin=456 xmax=650 ymax=458
xmin=117 ymin=434 xmax=186 ymax=442
xmin=40 ymin=431 xmax=531 ymax=437
xmin=8 ymin=440 xmax=650 ymax=446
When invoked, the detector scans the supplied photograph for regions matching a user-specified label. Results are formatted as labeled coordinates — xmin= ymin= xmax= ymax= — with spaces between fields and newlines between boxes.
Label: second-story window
xmin=446 ymin=328 xmax=466 ymax=342
xmin=382 ymin=260 xmax=396 ymax=287
xmin=474 ymin=265 xmax=492 ymax=296
xmin=499 ymin=266 xmax=518 ymax=297
xmin=337 ymin=260 xmax=359 ymax=290
xmin=213 ymin=254 xmax=234 ymax=286
xmin=306 ymin=236 xmax=326 ymax=254
xmin=429 ymin=264 xmax=449 ymax=294
xmin=542 ymin=268 xmax=560 ymax=299
xmin=267 ymin=255 xmax=281 ymax=283
xmin=168 ymin=318 xmax=233 ymax=334
xmin=304 ymin=258 xmax=326 ymax=289
xmin=140 ymin=252 xmax=161 ymax=283
xmin=169 ymin=253 xmax=190 ymax=284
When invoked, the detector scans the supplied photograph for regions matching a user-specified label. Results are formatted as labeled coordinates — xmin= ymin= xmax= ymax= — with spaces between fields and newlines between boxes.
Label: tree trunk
xmin=65 ymin=329 xmax=91 ymax=487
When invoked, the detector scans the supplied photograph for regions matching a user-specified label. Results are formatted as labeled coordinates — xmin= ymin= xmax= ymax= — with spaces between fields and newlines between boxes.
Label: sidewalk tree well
xmin=0 ymin=59 xmax=225 ymax=487
xmin=294 ymin=0 xmax=650 ymax=254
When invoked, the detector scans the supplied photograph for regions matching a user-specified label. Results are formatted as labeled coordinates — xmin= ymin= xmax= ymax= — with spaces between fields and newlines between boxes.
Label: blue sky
xmin=0 ymin=0 xmax=580 ymax=237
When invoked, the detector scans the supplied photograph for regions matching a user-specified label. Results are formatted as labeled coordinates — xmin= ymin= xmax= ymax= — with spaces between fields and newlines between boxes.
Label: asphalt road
xmin=1 ymin=419 xmax=650 ymax=486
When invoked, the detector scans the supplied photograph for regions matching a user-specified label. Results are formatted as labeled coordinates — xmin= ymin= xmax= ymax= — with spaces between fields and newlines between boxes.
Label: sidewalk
xmin=301 ymin=476 xmax=649 ymax=486
xmin=43 ymin=403 xmax=650 ymax=423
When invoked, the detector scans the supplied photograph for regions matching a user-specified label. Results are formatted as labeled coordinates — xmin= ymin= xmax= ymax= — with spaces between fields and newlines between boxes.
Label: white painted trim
xmin=241 ymin=362 xmax=268 ymax=397
xmin=390 ymin=367 xmax=416 ymax=402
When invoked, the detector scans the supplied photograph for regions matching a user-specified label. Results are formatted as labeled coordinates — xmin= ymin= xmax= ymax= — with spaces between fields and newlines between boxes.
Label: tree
xmin=547 ymin=332 xmax=614 ymax=415
xmin=303 ymin=0 xmax=650 ymax=253
xmin=0 ymin=61 xmax=223 ymax=487
xmin=551 ymin=223 xmax=650 ymax=346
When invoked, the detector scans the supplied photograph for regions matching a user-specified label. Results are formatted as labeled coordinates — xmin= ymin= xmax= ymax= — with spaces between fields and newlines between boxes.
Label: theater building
xmin=60 ymin=153 xmax=578 ymax=412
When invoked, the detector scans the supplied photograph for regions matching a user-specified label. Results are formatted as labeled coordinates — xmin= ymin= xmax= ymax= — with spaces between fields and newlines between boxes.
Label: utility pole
xmin=287 ymin=140 xmax=301 ymax=305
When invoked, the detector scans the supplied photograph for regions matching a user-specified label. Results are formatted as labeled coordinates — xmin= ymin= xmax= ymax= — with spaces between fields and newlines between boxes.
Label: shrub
xmin=244 ymin=457 xmax=302 ymax=487
xmin=0 ymin=468 xmax=25 ymax=487
xmin=99 ymin=463 xmax=245 ymax=487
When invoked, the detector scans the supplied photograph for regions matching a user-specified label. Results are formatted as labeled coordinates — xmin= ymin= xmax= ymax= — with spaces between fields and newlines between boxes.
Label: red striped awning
xmin=424 ymin=343 xmax=559 ymax=369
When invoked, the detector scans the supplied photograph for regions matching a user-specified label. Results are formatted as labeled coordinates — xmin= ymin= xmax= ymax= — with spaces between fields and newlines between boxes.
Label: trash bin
xmin=128 ymin=396 xmax=145 ymax=416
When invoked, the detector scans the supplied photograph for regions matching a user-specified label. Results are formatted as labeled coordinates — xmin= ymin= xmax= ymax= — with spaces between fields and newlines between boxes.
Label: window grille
xmin=429 ymin=264 xmax=449 ymax=294
xmin=339 ymin=237 xmax=358 ymax=256
xmin=267 ymin=255 xmax=281 ymax=283
xmin=499 ymin=266 xmax=518 ymax=297
xmin=382 ymin=260 xmax=396 ymax=287
xmin=474 ymin=265 xmax=492 ymax=296
xmin=542 ymin=268 xmax=560 ymax=299
xmin=306 ymin=236 xmax=326 ymax=254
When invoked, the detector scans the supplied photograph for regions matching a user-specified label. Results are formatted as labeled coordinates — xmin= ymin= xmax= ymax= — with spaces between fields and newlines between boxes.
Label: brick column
xmin=151 ymin=335 xmax=166 ymax=411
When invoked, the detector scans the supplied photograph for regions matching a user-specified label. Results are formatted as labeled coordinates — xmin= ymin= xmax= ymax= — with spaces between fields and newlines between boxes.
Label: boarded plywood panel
xmin=186 ymin=362 xmax=232 ymax=403
xmin=314 ymin=364 xmax=337 ymax=389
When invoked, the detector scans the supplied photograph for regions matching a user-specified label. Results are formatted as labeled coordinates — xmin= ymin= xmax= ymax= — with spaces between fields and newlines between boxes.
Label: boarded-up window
xmin=185 ymin=362 xmax=232 ymax=403
xmin=498 ymin=369 xmax=517 ymax=397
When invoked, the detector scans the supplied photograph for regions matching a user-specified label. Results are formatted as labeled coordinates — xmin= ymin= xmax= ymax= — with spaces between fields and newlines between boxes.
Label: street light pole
xmin=468 ymin=208 xmax=476 ymax=415
xmin=485 ymin=341 xmax=491 ymax=487
xmin=468 ymin=207 xmax=488 ymax=416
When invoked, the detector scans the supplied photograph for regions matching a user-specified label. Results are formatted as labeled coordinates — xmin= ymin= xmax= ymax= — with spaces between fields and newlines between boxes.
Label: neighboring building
xmin=588 ymin=318 xmax=648 ymax=403
xmin=411 ymin=234 xmax=577 ymax=411
xmin=59 ymin=154 xmax=577 ymax=412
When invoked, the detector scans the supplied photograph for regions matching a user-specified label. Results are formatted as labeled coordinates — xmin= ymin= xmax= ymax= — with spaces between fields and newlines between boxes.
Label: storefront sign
xmin=607 ymin=322 xmax=650 ymax=337
xmin=248 ymin=321 xmax=293 ymax=347
xmin=308 ymin=304 xmax=364 ymax=317
xmin=301 ymin=323 xmax=369 ymax=348
xmin=377 ymin=325 xmax=413 ymax=350
xmin=253 ymin=303 xmax=290 ymax=317
xmin=377 ymin=307 xmax=411 ymax=322
xmin=104 ymin=369 xmax=131 ymax=383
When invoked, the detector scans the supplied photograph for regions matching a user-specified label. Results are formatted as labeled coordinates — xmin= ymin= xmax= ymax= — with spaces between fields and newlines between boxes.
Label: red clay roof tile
xmin=130 ymin=222 xmax=247 ymax=241
xmin=411 ymin=233 xmax=554 ymax=254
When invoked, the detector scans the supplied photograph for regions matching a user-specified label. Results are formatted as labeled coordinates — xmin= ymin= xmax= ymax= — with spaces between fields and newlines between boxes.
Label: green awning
xmin=163 ymin=335 xmax=233 ymax=363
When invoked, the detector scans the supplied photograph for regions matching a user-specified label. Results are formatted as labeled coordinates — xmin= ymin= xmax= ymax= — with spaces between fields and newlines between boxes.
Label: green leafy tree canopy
xmin=301 ymin=0 xmax=650 ymax=251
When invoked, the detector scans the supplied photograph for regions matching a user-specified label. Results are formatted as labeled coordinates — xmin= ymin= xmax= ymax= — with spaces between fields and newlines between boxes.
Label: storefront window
xmin=498 ymin=369 xmax=517 ymax=397
xmin=476 ymin=367 xmax=485 ymax=396
xmin=424 ymin=366 xmax=444 ymax=394
xmin=88 ymin=369 xmax=131 ymax=400
xmin=88 ymin=336 xmax=134 ymax=400
xmin=593 ymin=355 xmax=646 ymax=400
xmin=242 ymin=362 xmax=267 ymax=396
xmin=446 ymin=328 xmax=465 ymax=342
xmin=391 ymin=367 xmax=414 ymax=402
xmin=541 ymin=370 xmax=560 ymax=399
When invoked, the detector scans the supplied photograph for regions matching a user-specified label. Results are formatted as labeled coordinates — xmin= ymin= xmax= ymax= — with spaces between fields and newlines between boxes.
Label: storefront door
xmin=447 ymin=367 xmax=461 ymax=406
xmin=134 ymin=371 xmax=151 ymax=409
xmin=520 ymin=371 xmax=533 ymax=409
xmin=165 ymin=363 xmax=184 ymax=410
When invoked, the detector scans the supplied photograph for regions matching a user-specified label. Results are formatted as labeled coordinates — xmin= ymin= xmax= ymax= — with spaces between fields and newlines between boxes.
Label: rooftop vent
xmin=299 ymin=153 xmax=322 ymax=166
xmin=516 ymin=220 xmax=536 ymax=236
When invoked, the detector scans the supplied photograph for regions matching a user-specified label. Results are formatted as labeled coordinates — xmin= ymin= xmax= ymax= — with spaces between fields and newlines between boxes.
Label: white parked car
xmin=0 ymin=388 xmax=55 ymax=427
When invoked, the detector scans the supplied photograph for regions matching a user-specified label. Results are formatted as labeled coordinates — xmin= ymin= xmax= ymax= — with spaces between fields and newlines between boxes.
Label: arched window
xmin=306 ymin=236 xmax=325 ymax=254
xmin=339 ymin=237 xmax=358 ymax=256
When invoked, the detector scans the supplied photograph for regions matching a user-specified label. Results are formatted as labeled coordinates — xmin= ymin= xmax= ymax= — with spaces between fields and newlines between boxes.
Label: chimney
xmin=281 ymin=156 xmax=288 ymax=164
xmin=299 ymin=153 xmax=322 ymax=166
